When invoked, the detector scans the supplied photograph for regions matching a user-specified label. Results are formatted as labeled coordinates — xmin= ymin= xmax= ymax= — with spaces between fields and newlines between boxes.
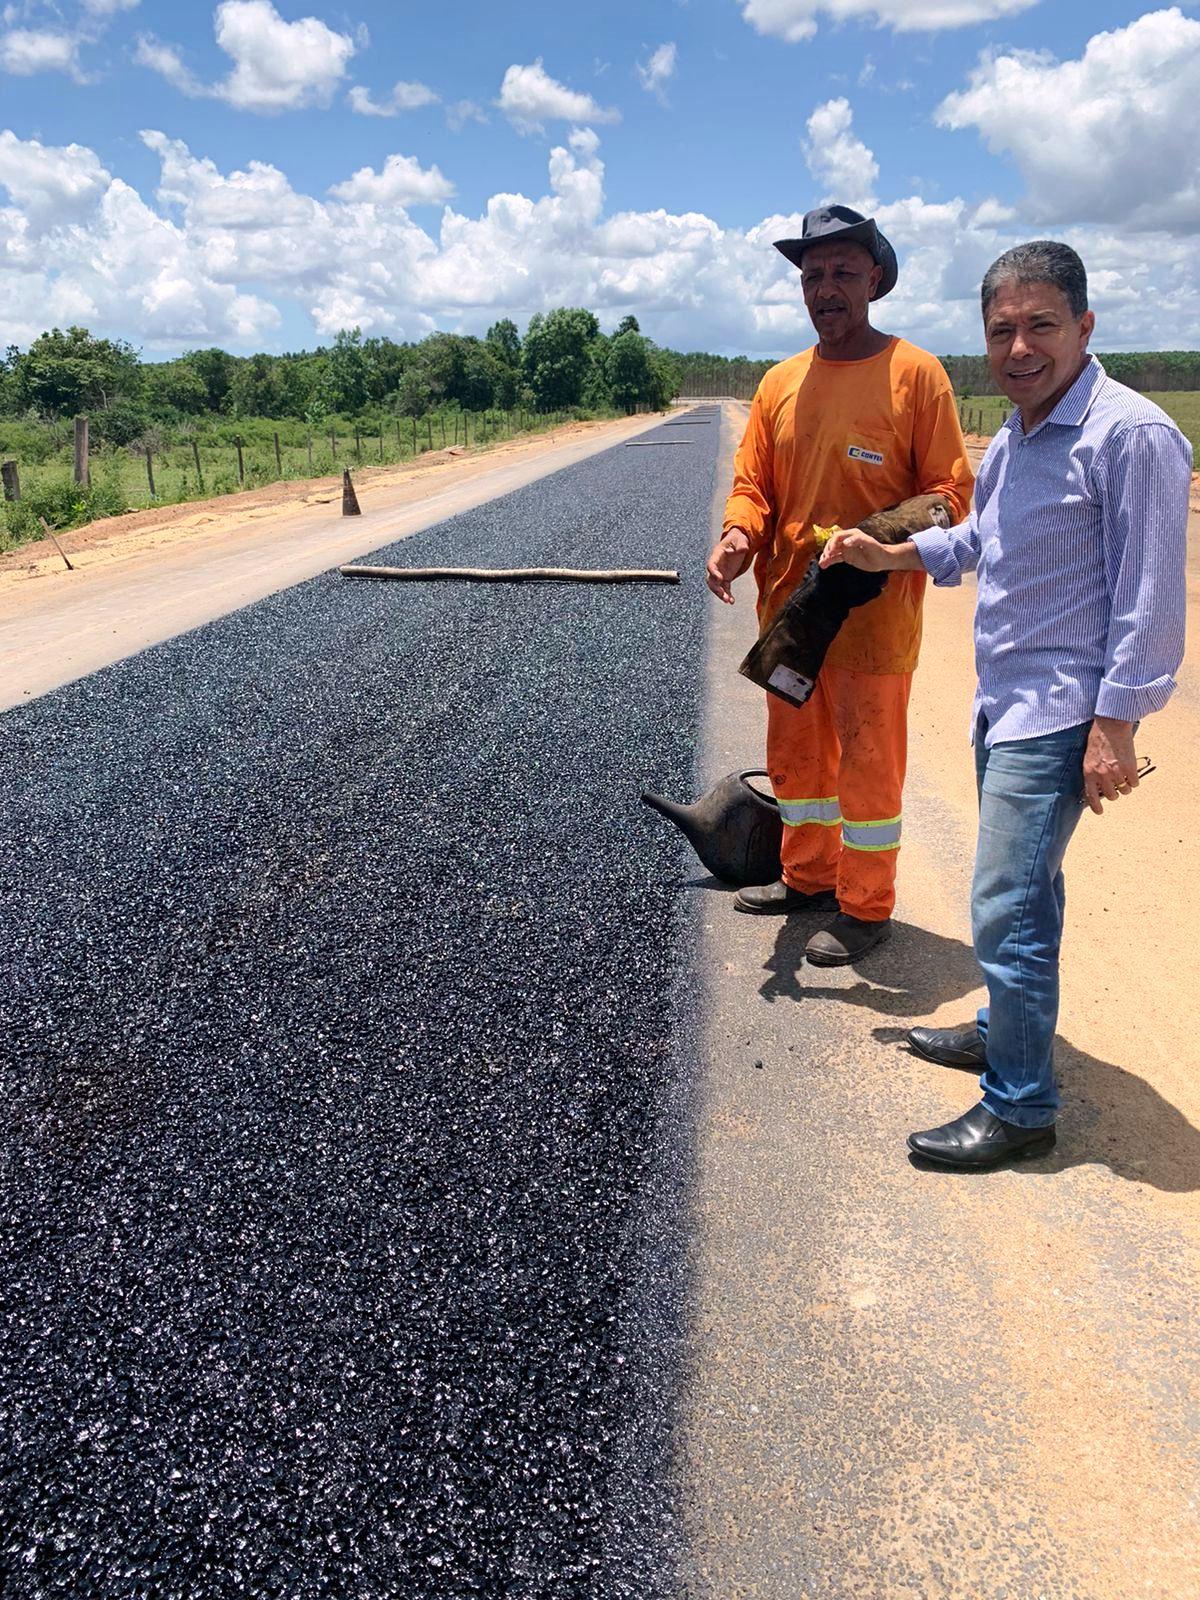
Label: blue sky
xmin=1 ymin=1 xmax=1197 ymax=357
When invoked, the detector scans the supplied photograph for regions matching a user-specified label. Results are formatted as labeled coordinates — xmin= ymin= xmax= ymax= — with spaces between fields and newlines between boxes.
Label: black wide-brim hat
xmin=775 ymin=205 xmax=898 ymax=300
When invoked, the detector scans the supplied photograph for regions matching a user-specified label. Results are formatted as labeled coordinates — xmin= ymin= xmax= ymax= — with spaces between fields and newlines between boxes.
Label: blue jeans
xmin=972 ymin=717 xmax=1090 ymax=1128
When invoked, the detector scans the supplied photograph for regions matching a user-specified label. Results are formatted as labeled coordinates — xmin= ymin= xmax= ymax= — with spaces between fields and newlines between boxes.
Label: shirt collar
xmin=1006 ymin=353 xmax=1105 ymax=439
xmin=1045 ymin=353 xmax=1105 ymax=427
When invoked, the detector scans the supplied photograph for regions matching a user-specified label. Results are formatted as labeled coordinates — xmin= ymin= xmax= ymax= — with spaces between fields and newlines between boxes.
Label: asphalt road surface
xmin=0 ymin=415 xmax=721 ymax=1598
xmin=3 ymin=403 xmax=1197 ymax=1600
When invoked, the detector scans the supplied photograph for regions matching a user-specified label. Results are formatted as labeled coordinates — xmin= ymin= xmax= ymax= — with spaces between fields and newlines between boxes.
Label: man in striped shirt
xmin=820 ymin=240 xmax=1191 ymax=1169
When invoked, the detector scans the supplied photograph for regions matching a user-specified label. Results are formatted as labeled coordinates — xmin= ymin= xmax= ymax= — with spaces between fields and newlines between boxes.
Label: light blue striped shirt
xmin=912 ymin=355 xmax=1191 ymax=746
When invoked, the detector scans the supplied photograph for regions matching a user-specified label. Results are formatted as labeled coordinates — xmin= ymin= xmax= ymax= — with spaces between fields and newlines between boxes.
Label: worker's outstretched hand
xmin=1083 ymin=716 xmax=1139 ymax=814
xmin=706 ymin=529 xmax=754 ymax=604
xmin=819 ymin=529 xmax=898 ymax=572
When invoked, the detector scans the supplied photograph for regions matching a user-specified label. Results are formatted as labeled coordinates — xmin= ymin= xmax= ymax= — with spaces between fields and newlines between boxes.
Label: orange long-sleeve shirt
xmin=724 ymin=337 xmax=974 ymax=675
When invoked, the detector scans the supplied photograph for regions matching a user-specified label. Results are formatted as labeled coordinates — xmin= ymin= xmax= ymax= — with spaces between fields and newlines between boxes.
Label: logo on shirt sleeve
xmin=847 ymin=444 xmax=885 ymax=466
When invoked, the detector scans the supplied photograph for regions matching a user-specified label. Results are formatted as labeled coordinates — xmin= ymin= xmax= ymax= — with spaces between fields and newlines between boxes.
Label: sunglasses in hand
xmin=1079 ymin=755 xmax=1155 ymax=807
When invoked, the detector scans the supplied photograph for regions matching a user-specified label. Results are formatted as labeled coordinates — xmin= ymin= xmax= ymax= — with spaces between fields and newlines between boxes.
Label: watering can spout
xmin=641 ymin=790 xmax=693 ymax=828
xmin=640 ymin=770 xmax=783 ymax=887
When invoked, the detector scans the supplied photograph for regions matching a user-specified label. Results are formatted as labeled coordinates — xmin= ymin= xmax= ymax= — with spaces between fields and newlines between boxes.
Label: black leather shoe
xmin=805 ymin=913 xmax=891 ymax=966
xmin=733 ymin=880 xmax=838 ymax=915
xmin=907 ymin=1103 xmax=1056 ymax=1169
xmin=907 ymin=1022 xmax=986 ymax=1070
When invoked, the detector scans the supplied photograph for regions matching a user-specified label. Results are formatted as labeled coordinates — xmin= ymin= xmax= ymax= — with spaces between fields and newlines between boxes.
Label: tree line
xmin=3 ymin=325 xmax=1197 ymax=442
xmin=938 ymin=351 xmax=1200 ymax=396
xmin=0 ymin=314 xmax=681 ymax=444
xmin=671 ymin=349 xmax=1200 ymax=402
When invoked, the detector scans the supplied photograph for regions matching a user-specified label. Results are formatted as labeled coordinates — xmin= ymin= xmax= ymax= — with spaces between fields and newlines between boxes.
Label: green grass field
xmin=1144 ymin=392 xmax=1200 ymax=452
xmin=958 ymin=391 xmax=1200 ymax=451
xmin=0 ymin=406 xmax=593 ymax=553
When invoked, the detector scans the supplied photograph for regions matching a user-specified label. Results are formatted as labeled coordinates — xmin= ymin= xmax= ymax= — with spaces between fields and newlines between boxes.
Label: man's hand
xmin=819 ymin=531 xmax=921 ymax=572
xmin=1083 ymin=716 xmax=1139 ymax=814
xmin=706 ymin=528 xmax=755 ymax=604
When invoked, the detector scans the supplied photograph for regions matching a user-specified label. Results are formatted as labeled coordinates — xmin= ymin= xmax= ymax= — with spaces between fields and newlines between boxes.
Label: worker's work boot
xmin=906 ymin=1022 xmax=986 ymax=1070
xmin=733 ymin=880 xmax=838 ymax=915
xmin=805 ymin=912 xmax=891 ymax=965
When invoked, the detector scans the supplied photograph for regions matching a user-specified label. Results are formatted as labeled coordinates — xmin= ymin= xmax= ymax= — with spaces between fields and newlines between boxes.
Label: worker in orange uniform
xmin=707 ymin=205 xmax=974 ymax=965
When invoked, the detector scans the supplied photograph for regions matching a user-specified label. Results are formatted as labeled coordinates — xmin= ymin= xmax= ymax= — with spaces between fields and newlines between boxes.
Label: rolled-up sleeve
xmin=1094 ymin=421 xmax=1191 ymax=721
xmin=911 ymin=515 xmax=981 ymax=587
xmin=723 ymin=382 xmax=776 ymax=554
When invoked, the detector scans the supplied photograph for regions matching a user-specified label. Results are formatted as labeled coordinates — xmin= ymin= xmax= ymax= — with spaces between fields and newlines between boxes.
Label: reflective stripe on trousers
xmin=842 ymin=815 xmax=902 ymax=852
xmin=766 ymin=664 xmax=912 ymax=921
xmin=777 ymin=796 xmax=842 ymax=827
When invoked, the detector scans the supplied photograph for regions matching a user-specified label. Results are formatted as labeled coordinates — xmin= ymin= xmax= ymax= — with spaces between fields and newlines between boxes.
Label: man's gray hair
xmin=981 ymin=241 xmax=1088 ymax=321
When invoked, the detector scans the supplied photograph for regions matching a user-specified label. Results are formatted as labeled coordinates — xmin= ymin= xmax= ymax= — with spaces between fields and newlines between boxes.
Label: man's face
xmin=800 ymin=241 xmax=881 ymax=346
xmin=984 ymin=280 xmax=1096 ymax=420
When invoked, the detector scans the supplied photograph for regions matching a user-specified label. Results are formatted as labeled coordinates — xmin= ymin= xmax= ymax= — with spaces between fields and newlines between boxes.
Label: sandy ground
xmin=0 ymin=411 xmax=667 ymax=709
xmin=683 ymin=406 xmax=1200 ymax=1597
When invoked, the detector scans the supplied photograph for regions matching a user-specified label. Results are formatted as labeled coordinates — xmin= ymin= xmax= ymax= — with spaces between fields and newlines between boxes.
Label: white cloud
xmin=143 ymin=129 xmax=326 ymax=232
xmin=0 ymin=129 xmax=110 ymax=225
xmin=496 ymin=59 xmax=620 ymax=134
xmin=137 ymin=0 xmax=356 ymax=113
xmin=739 ymin=0 xmax=1038 ymax=43
xmin=446 ymin=98 xmax=488 ymax=132
xmin=937 ymin=7 xmax=1200 ymax=231
xmin=0 ymin=131 xmax=278 ymax=347
xmin=637 ymin=42 xmax=677 ymax=99
xmin=0 ymin=27 xmax=85 ymax=78
xmin=328 ymin=153 xmax=455 ymax=207
xmin=971 ymin=198 xmax=1015 ymax=227
xmin=1 ymin=123 xmax=1198 ymax=360
xmin=803 ymin=98 xmax=878 ymax=214
xmin=133 ymin=35 xmax=204 ymax=96
xmin=214 ymin=0 xmax=355 ymax=110
xmin=349 ymin=80 xmax=439 ymax=117
xmin=81 ymin=0 xmax=140 ymax=13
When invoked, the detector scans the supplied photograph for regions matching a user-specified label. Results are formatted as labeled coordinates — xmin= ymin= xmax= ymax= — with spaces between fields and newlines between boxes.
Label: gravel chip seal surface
xmin=0 ymin=421 xmax=719 ymax=1598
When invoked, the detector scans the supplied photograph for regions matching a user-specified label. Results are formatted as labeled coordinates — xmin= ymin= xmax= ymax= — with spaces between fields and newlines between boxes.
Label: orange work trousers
xmin=766 ymin=665 xmax=912 ymax=922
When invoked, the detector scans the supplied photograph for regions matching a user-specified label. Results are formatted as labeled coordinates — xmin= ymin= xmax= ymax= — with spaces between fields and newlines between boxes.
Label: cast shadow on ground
xmin=881 ymin=1027 xmax=1200 ymax=1193
xmin=758 ymin=913 xmax=1200 ymax=1191
xmin=758 ymin=915 xmax=982 ymax=1015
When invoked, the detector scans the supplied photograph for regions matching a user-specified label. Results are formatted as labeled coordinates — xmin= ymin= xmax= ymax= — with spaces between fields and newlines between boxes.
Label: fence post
xmin=235 ymin=437 xmax=245 ymax=484
xmin=411 ymin=417 xmax=418 ymax=455
xmin=145 ymin=447 xmax=156 ymax=499
xmin=274 ymin=431 xmax=283 ymax=475
xmin=329 ymin=427 xmax=337 ymax=460
xmin=2 ymin=460 xmax=21 ymax=502
xmin=354 ymin=426 xmax=362 ymax=462
xmin=441 ymin=414 xmax=447 ymax=449
xmin=378 ymin=424 xmax=384 ymax=462
xmin=306 ymin=436 xmax=313 ymax=474
xmin=191 ymin=439 xmax=204 ymax=492
xmin=74 ymin=416 xmax=90 ymax=488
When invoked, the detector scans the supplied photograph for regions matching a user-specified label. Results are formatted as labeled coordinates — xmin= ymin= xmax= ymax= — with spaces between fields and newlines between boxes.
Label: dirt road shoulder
xmin=0 ymin=411 xmax=667 ymax=711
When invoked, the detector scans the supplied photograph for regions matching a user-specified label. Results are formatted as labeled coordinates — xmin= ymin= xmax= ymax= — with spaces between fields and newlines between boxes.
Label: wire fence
xmin=0 ymin=406 xmax=601 ymax=549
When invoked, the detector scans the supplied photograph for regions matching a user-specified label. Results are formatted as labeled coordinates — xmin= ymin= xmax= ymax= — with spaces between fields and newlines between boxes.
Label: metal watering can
xmin=641 ymin=769 xmax=783 ymax=887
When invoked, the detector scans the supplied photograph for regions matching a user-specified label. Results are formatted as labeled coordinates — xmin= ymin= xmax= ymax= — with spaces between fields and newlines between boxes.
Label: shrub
xmin=0 ymin=470 xmax=129 ymax=546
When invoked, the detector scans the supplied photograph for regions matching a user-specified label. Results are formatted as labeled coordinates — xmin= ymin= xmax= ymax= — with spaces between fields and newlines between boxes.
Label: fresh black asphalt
xmin=0 ymin=417 xmax=720 ymax=1598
